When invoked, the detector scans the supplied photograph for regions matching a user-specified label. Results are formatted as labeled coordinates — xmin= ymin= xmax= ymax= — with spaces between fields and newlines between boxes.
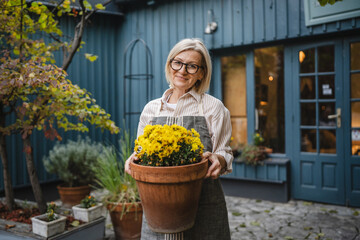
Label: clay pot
xmin=57 ymin=184 xmax=91 ymax=207
xmin=130 ymin=159 xmax=208 ymax=234
xmin=107 ymin=202 xmax=143 ymax=240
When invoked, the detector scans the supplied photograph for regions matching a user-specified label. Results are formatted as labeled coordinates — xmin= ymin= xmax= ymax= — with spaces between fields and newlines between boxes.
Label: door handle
xmin=328 ymin=108 xmax=341 ymax=128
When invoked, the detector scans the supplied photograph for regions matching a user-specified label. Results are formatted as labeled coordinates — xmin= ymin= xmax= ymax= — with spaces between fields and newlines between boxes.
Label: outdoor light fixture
xmin=205 ymin=9 xmax=218 ymax=34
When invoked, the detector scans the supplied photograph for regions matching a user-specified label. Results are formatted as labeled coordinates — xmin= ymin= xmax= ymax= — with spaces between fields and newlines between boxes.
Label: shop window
xmin=221 ymin=55 xmax=247 ymax=153
xmin=254 ymin=46 xmax=285 ymax=153
xmin=351 ymin=42 xmax=360 ymax=156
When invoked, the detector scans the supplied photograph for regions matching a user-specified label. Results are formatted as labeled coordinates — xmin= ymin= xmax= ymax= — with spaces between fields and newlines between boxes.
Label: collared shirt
xmin=137 ymin=88 xmax=233 ymax=174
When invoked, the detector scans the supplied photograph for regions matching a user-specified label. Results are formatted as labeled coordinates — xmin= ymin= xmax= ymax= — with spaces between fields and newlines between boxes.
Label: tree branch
xmin=61 ymin=0 xmax=113 ymax=71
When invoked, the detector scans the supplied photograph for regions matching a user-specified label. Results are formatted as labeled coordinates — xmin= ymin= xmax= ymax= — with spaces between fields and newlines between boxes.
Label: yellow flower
xmin=135 ymin=124 xmax=204 ymax=166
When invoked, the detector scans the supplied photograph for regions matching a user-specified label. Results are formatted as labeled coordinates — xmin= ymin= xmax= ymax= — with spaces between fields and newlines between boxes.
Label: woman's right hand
xmin=125 ymin=152 xmax=138 ymax=175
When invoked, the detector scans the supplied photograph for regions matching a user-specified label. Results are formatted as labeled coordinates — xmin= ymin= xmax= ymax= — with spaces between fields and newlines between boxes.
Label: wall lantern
xmin=204 ymin=9 xmax=218 ymax=34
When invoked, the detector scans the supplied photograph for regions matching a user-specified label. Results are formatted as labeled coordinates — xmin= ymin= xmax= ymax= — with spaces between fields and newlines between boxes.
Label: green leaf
xmin=95 ymin=3 xmax=105 ymax=10
xmin=250 ymin=221 xmax=260 ymax=226
xmin=71 ymin=220 xmax=80 ymax=227
xmin=353 ymin=211 xmax=359 ymax=216
xmin=232 ymin=212 xmax=242 ymax=216
xmin=85 ymin=53 xmax=98 ymax=62
xmin=83 ymin=1 xmax=92 ymax=10
xmin=239 ymin=223 xmax=246 ymax=228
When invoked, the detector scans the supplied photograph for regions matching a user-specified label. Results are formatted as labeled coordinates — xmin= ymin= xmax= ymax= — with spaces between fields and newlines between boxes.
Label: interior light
xmin=299 ymin=51 xmax=306 ymax=63
xmin=268 ymin=75 xmax=274 ymax=82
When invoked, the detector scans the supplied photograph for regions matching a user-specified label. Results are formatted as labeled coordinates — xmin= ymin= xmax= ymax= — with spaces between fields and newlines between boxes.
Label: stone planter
xmin=31 ymin=213 xmax=66 ymax=237
xmin=130 ymin=159 xmax=208 ymax=234
xmin=72 ymin=203 xmax=103 ymax=222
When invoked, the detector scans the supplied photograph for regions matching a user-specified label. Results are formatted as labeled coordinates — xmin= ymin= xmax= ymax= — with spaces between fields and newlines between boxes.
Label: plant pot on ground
xmin=94 ymin=129 xmax=142 ymax=240
xmin=130 ymin=124 xmax=208 ymax=234
xmin=31 ymin=202 xmax=66 ymax=237
xmin=43 ymin=136 xmax=106 ymax=207
xmin=72 ymin=195 xmax=103 ymax=222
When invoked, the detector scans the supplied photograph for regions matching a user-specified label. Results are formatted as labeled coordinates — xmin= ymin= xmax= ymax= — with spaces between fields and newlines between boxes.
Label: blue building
xmin=2 ymin=0 xmax=360 ymax=207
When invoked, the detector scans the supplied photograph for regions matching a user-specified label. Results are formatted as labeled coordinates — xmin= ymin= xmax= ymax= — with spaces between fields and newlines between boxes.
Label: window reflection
xmin=351 ymin=73 xmax=360 ymax=99
xmin=318 ymin=45 xmax=334 ymax=72
xmin=351 ymin=102 xmax=360 ymax=128
xmin=319 ymin=102 xmax=336 ymax=126
xmin=352 ymin=130 xmax=360 ymax=156
xmin=301 ymin=129 xmax=316 ymax=153
xmin=351 ymin=42 xmax=360 ymax=71
xmin=301 ymin=103 xmax=316 ymax=126
xmin=255 ymin=46 xmax=284 ymax=153
xmin=222 ymin=55 xmax=247 ymax=153
xmin=300 ymin=48 xmax=315 ymax=73
xmin=320 ymin=130 xmax=336 ymax=154
xmin=300 ymin=76 xmax=315 ymax=99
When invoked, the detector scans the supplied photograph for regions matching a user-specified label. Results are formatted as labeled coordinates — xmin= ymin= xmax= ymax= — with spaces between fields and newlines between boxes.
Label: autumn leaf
xmin=5 ymin=224 xmax=16 ymax=229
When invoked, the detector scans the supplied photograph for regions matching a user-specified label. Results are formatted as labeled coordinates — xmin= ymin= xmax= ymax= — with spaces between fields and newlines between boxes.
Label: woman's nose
xmin=179 ymin=65 xmax=187 ymax=74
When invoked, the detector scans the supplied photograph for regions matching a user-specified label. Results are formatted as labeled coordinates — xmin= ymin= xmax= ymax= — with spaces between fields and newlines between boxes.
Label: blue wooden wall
xmin=1 ymin=0 xmax=360 ymax=190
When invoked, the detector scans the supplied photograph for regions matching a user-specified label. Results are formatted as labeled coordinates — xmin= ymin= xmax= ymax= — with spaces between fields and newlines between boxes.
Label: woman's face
xmin=170 ymin=50 xmax=204 ymax=93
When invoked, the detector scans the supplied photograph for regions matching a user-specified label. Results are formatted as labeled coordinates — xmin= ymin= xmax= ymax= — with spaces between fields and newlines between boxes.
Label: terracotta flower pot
xmin=107 ymin=202 xmax=143 ymax=240
xmin=57 ymin=184 xmax=91 ymax=207
xmin=130 ymin=159 xmax=208 ymax=234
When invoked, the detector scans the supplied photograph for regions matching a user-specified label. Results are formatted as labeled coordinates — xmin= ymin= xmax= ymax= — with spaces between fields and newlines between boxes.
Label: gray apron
xmin=140 ymin=98 xmax=230 ymax=240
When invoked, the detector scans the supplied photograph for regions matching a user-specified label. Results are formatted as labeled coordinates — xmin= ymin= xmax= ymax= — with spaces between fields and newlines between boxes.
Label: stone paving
xmin=103 ymin=196 xmax=360 ymax=240
xmin=226 ymin=196 xmax=360 ymax=240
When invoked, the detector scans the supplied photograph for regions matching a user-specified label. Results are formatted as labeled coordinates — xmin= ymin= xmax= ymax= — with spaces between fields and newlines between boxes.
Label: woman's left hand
xmin=202 ymin=152 xmax=225 ymax=179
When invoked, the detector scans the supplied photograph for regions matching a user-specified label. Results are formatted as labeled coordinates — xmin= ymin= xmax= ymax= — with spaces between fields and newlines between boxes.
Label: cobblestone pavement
xmin=103 ymin=196 xmax=360 ymax=240
xmin=226 ymin=196 xmax=360 ymax=240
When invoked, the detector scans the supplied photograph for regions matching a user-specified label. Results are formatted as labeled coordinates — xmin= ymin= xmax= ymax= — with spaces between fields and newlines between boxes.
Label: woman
xmin=125 ymin=38 xmax=233 ymax=240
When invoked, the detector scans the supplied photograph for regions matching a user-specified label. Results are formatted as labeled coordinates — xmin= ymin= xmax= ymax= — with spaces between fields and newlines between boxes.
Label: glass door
xmin=345 ymin=39 xmax=360 ymax=207
xmin=292 ymin=41 xmax=345 ymax=205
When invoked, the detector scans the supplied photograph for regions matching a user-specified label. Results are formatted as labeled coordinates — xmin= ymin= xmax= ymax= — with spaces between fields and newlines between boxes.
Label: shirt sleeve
xmin=211 ymin=104 xmax=234 ymax=175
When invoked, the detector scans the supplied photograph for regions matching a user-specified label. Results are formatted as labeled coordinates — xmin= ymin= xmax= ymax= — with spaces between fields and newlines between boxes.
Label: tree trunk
xmin=23 ymin=136 xmax=47 ymax=213
xmin=0 ymin=110 xmax=16 ymax=211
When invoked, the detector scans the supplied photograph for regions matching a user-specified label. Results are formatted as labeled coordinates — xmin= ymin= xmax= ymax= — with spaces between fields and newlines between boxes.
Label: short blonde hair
xmin=165 ymin=38 xmax=212 ymax=94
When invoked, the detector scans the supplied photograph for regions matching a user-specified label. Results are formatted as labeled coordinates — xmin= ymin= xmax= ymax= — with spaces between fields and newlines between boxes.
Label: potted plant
xmin=31 ymin=202 xmax=66 ymax=237
xmin=130 ymin=124 xmax=208 ymax=234
xmin=240 ymin=144 xmax=267 ymax=166
xmin=72 ymin=195 xmax=103 ymax=222
xmin=239 ymin=133 xmax=271 ymax=166
xmin=94 ymin=129 xmax=142 ymax=240
xmin=43 ymin=136 xmax=106 ymax=207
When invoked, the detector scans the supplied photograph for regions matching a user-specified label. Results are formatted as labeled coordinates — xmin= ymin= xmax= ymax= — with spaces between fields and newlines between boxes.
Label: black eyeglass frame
xmin=170 ymin=59 xmax=204 ymax=74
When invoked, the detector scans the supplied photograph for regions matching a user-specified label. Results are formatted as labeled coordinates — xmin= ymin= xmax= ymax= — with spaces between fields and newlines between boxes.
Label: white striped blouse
xmin=137 ymin=88 xmax=233 ymax=175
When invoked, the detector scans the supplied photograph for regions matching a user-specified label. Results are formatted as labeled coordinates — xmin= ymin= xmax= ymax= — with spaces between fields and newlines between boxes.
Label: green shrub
xmin=43 ymin=136 xmax=106 ymax=187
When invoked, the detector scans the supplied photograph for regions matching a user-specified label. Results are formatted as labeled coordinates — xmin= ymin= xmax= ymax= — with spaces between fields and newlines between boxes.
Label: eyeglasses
xmin=170 ymin=59 xmax=203 ymax=74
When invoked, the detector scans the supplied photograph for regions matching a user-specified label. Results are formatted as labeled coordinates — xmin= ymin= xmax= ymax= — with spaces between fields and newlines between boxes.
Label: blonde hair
xmin=165 ymin=38 xmax=212 ymax=94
